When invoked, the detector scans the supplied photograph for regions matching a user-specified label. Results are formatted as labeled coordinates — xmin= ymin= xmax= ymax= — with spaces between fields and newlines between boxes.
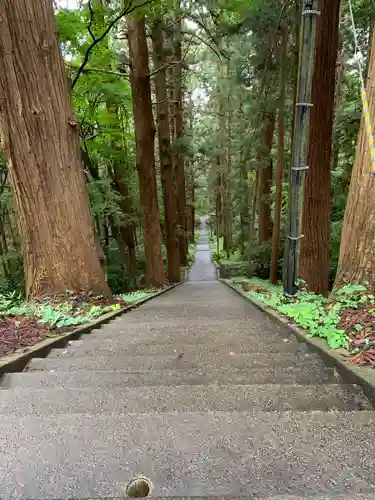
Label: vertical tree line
xmin=0 ymin=0 xmax=202 ymax=298
xmin=1 ymin=0 xmax=375 ymax=301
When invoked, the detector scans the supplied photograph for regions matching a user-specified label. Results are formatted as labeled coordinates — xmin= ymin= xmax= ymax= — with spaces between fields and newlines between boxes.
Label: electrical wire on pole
xmin=283 ymin=0 xmax=320 ymax=296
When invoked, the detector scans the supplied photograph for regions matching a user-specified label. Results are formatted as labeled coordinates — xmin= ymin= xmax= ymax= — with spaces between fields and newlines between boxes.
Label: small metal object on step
xmin=124 ymin=475 xmax=153 ymax=498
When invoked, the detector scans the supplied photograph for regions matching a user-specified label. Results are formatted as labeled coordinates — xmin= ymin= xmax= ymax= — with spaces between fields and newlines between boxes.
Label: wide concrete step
xmin=50 ymin=338 xmax=304 ymax=357
xmin=86 ymin=331 xmax=299 ymax=352
xmin=116 ymin=307 xmax=256 ymax=321
xmin=86 ymin=325 xmax=298 ymax=351
xmin=25 ymin=496 xmax=375 ymax=500
xmin=25 ymin=351 xmax=328 ymax=373
xmin=104 ymin=300 xmax=286 ymax=324
xmin=92 ymin=316 xmax=293 ymax=336
xmin=0 ymin=384 xmax=370 ymax=415
xmin=1 ymin=410 xmax=375 ymax=498
xmin=44 ymin=348 xmax=317 ymax=364
xmin=3 ymin=366 xmax=337 ymax=389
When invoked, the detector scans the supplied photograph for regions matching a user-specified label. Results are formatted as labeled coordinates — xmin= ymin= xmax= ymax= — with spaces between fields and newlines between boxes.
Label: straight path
xmin=0 ymin=219 xmax=375 ymax=499
xmin=188 ymin=216 xmax=217 ymax=281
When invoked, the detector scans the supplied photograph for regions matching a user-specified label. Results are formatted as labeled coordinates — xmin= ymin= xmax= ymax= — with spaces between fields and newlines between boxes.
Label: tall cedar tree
xmin=221 ymin=63 xmax=232 ymax=257
xmin=258 ymin=112 xmax=276 ymax=243
xmin=333 ymin=28 xmax=375 ymax=293
xmin=173 ymin=16 xmax=188 ymax=266
xmin=299 ymin=0 xmax=341 ymax=295
xmin=270 ymin=32 xmax=287 ymax=285
xmin=151 ymin=20 xmax=180 ymax=282
xmin=0 ymin=0 xmax=111 ymax=298
xmin=127 ymin=18 xmax=165 ymax=287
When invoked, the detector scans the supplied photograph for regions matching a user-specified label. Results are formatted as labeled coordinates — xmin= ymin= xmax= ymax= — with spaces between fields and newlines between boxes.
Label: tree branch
xmin=67 ymin=62 xmax=129 ymax=79
xmin=185 ymin=13 xmax=228 ymax=60
xmin=87 ymin=1 xmax=96 ymax=42
xmin=181 ymin=30 xmax=222 ymax=60
xmin=0 ymin=171 xmax=8 ymax=196
xmin=71 ymin=0 xmax=155 ymax=89
xmin=148 ymin=34 xmax=195 ymax=78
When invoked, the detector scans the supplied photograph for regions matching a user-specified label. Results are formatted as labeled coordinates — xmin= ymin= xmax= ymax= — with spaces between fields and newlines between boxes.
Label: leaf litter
xmin=0 ymin=289 xmax=156 ymax=358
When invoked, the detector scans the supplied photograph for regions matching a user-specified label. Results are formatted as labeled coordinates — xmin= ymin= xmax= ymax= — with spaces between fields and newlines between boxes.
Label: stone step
xmin=0 ymin=384 xmax=370 ymax=415
xmin=50 ymin=338 xmax=303 ymax=357
xmin=25 ymin=351 xmax=328 ymax=373
xmin=94 ymin=316 xmax=293 ymax=335
xmin=45 ymin=347 xmax=315 ymax=363
xmin=86 ymin=331 xmax=299 ymax=351
xmin=2 ymin=366 xmax=337 ymax=389
xmin=106 ymin=296 xmax=284 ymax=323
xmin=1 ymin=410 xmax=375 ymax=499
xmin=26 ymin=496 xmax=375 ymax=500
xmin=85 ymin=325 xmax=298 ymax=349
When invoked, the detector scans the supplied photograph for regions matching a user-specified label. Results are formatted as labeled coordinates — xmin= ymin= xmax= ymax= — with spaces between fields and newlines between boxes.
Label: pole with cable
xmin=284 ymin=0 xmax=320 ymax=296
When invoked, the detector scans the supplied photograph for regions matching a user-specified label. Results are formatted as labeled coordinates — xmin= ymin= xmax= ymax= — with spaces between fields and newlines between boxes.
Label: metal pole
xmin=284 ymin=0 xmax=320 ymax=296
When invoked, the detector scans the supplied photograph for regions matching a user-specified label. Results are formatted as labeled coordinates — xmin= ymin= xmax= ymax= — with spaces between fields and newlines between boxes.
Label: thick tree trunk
xmin=104 ymin=103 xmax=137 ymax=285
xmin=248 ymin=170 xmax=260 ymax=272
xmin=290 ymin=0 xmax=301 ymax=150
xmin=185 ymin=161 xmax=195 ymax=243
xmin=239 ymin=160 xmax=249 ymax=256
xmin=151 ymin=20 xmax=180 ymax=283
xmin=238 ymin=101 xmax=249 ymax=256
xmin=258 ymin=112 xmax=275 ymax=244
xmin=214 ymin=169 xmax=223 ymax=254
xmin=270 ymin=33 xmax=287 ymax=285
xmin=0 ymin=0 xmax=110 ymax=298
xmin=127 ymin=18 xmax=165 ymax=288
xmin=190 ymin=177 xmax=195 ymax=242
xmin=223 ymin=71 xmax=232 ymax=258
xmin=332 ymin=28 xmax=375 ymax=293
xmin=111 ymin=164 xmax=137 ymax=283
xmin=299 ymin=0 xmax=340 ymax=296
xmin=332 ymin=25 xmax=344 ymax=172
xmin=172 ymin=16 xmax=188 ymax=266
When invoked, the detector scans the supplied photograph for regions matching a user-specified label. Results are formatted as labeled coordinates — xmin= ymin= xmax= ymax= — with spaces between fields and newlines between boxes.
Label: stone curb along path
xmin=220 ymin=278 xmax=375 ymax=403
xmin=0 ymin=279 xmax=187 ymax=377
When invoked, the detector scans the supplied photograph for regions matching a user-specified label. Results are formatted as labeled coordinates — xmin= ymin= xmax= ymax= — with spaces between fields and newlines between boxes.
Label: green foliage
xmin=229 ymin=278 xmax=341 ymax=349
xmin=230 ymin=279 xmax=375 ymax=351
xmin=119 ymin=290 xmax=156 ymax=303
xmin=0 ymin=286 xmax=158 ymax=330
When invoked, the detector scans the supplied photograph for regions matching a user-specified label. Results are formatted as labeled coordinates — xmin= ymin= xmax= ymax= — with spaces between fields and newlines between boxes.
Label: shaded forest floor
xmin=0 ymin=289 xmax=158 ymax=358
xmin=226 ymin=277 xmax=375 ymax=368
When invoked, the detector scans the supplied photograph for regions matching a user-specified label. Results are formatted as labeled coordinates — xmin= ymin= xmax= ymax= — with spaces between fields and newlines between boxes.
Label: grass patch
xmin=227 ymin=277 xmax=375 ymax=367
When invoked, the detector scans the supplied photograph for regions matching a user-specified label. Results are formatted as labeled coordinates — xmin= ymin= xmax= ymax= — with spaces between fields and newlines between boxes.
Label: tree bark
xmin=299 ymin=0 xmax=340 ymax=296
xmin=332 ymin=24 xmax=344 ymax=172
xmin=332 ymin=28 xmax=375 ymax=293
xmin=151 ymin=20 xmax=180 ymax=283
xmin=111 ymin=164 xmax=137 ymax=283
xmin=222 ymin=62 xmax=232 ymax=258
xmin=248 ymin=170 xmax=260 ymax=272
xmin=127 ymin=18 xmax=165 ymax=288
xmin=270 ymin=33 xmax=287 ymax=285
xmin=172 ymin=16 xmax=188 ymax=266
xmin=0 ymin=0 xmax=110 ymax=298
xmin=238 ymin=101 xmax=249 ymax=256
xmin=258 ymin=112 xmax=276 ymax=244
xmin=239 ymin=160 xmax=249 ymax=256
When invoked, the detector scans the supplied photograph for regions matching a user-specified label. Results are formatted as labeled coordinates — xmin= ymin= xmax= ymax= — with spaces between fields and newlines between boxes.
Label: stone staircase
xmin=0 ymin=224 xmax=375 ymax=499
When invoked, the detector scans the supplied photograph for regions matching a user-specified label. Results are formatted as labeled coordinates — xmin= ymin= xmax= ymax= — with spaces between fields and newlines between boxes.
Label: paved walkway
xmin=188 ymin=216 xmax=216 ymax=281
xmin=0 ymin=222 xmax=375 ymax=499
